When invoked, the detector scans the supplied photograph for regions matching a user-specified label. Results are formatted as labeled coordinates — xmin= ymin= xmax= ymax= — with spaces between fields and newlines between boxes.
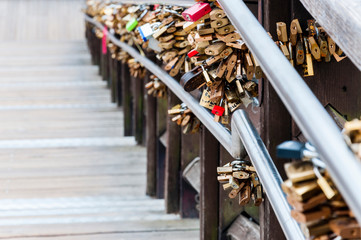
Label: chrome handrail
xmin=218 ymin=0 xmax=361 ymax=226
xmin=85 ymin=13 xmax=304 ymax=240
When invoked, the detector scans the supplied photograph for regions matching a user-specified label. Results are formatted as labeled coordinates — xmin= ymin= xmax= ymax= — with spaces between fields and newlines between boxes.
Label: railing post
xmin=109 ymin=54 xmax=117 ymax=103
xmin=133 ymin=73 xmax=145 ymax=145
xmin=121 ymin=61 xmax=134 ymax=136
xmin=146 ymin=70 xmax=157 ymax=197
xmin=164 ymin=91 xmax=182 ymax=213
xmin=200 ymin=127 xmax=219 ymax=240
xmin=156 ymin=95 xmax=168 ymax=198
xmin=116 ymin=59 xmax=122 ymax=106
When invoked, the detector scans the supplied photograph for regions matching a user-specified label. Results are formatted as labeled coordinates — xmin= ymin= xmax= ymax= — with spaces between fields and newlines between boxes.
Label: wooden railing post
xmin=164 ymin=91 xmax=182 ymax=213
xmin=133 ymin=73 xmax=146 ymax=145
xmin=116 ymin=59 xmax=122 ymax=106
xmin=180 ymin=132 xmax=200 ymax=218
xmin=121 ymin=61 xmax=134 ymax=136
xmin=200 ymin=127 xmax=219 ymax=240
xmin=146 ymin=71 xmax=157 ymax=197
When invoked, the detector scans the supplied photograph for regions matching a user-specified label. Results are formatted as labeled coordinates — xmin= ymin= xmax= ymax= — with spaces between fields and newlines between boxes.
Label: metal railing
xmin=85 ymin=0 xmax=361 ymax=237
xmin=85 ymin=13 xmax=304 ymax=240
xmin=218 ymin=0 xmax=361 ymax=227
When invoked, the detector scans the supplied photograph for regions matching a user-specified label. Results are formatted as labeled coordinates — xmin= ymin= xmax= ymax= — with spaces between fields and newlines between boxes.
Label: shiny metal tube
xmin=232 ymin=110 xmax=304 ymax=240
xmin=218 ymin=0 xmax=361 ymax=225
xmin=84 ymin=15 xmax=233 ymax=154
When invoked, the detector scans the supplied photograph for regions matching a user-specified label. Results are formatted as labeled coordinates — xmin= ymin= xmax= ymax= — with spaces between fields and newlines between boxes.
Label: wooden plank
xmin=164 ymin=91 xmax=182 ymax=213
xmin=0 ymin=0 xmax=84 ymax=41
xmin=0 ymin=219 xmax=198 ymax=239
xmin=299 ymin=0 xmax=361 ymax=71
xmin=180 ymin=132 xmax=200 ymax=218
xmin=11 ymin=230 xmax=200 ymax=240
xmin=200 ymin=128 xmax=219 ymax=240
xmin=226 ymin=215 xmax=260 ymax=240
xmin=0 ymin=2 xmax=201 ymax=239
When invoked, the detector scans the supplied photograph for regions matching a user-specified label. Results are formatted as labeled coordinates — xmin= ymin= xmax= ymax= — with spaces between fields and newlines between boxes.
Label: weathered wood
xmin=121 ymin=61 xmax=134 ymax=136
xmin=0 ymin=16 xmax=200 ymax=238
xmin=11 ymin=230 xmax=199 ymax=240
xmin=165 ymin=91 xmax=182 ymax=213
xmin=226 ymin=214 xmax=260 ymax=240
xmin=133 ymin=74 xmax=146 ymax=145
xmin=261 ymin=0 xmax=291 ymax=239
xmin=156 ymin=96 xmax=168 ymax=199
xmin=219 ymin=146 xmax=245 ymax=239
xmin=180 ymin=133 xmax=200 ymax=218
xmin=146 ymin=72 xmax=157 ymax=197
xmin=200 ymin=127 xmax=219 ymax=240
xmin=101 ymin=50 xmax=110 ymax=85
xmin=109 ymin=56 xmax=117 ymax=103
xmin=290 ymin=0 xmax=361 ymax=125
xmin=0 ymin=0 xmax=85 ymax=41
xmin=299 ymin=0 xmax=361 ymax=71
xmin=116 ymin=60 xmax=122 ymax=106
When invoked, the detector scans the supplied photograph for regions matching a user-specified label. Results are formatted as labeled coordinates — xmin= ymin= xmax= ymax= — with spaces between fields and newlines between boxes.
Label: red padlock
xmin=182 ymin=2 xmax=212 ymax=22
xmin=187 ymin=49 xmax=199 ymax=58
xmin=212 ymin=105 xmax=225 ymax=116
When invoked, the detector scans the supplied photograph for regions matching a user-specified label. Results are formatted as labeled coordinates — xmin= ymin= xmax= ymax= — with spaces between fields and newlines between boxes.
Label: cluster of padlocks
xmin=168 ymin=103 xmax=201 ymax=134
xmin=217 ymin=161 xmax=262 ymax=206
xmin=85 ymin=0 xmax=359 ymax=238
xmin=85 ymin=0 xmax=344 ymax=128
xmin=276 ymin=118 xmax=361 ymax=239
xmin=273 ymin=19 xmax=345 ymax=77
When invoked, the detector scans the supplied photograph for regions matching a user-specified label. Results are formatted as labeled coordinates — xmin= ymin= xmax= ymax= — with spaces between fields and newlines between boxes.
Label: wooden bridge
xmin=0 ymin=0 xmax=199 ymax=239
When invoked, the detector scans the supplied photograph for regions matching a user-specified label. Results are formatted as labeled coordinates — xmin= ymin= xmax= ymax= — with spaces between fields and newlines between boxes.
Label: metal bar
xmin=84 ymin=15 xmax=233 ymax=154
xmin=218 ymin=0 xmax=361 ymax=225
xmin=232 ymin=110 xmax=304 ymax=240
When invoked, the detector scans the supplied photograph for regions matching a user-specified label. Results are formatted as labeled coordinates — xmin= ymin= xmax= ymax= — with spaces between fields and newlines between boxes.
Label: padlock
xmin=239 ymin=184 xmax=251 ymax=206
xmin=276 ymin=22 xmax=288 ymax=43
xmin=138 ymin=22 xmax=161 ymax=42
xmin=303 ymin=37 xmax=314 ymax=76
xmin=307 ymin=19 xmax=316 ymax=36
xmin=212 ymin=104 xmax=225 ymax=117
xmin=221 ymin=100 xmax=229 ymax=125
xmin=291 ymin=206 xmax=331 ymax=223
xmin=182 ymin=2 xmax=212 ymax=22
xmin=308 ymin=36 xmax=321 ymax=61
xmin=126 ymin=9 xmax=148 ymax=32
xmin=313 ymin=167 xmax=337 ymax=200
xmin=277 ymin=140 xmax=319 ymax=160
xmin=284 ymin=161 xmax=316 ymax=183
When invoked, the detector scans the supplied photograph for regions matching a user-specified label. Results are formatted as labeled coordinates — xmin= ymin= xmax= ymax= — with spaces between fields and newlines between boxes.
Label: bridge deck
xmin=0 ymin=1 xmax=199 ymax=239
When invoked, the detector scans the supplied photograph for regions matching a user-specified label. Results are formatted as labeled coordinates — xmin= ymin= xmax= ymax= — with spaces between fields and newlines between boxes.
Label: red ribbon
xmin=102 ymin=26 xmax=108 ymax=55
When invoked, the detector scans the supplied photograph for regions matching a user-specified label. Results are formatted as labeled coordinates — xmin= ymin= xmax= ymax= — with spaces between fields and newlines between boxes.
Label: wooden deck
xmin=0 ymin=1 xmax=199 ymax=239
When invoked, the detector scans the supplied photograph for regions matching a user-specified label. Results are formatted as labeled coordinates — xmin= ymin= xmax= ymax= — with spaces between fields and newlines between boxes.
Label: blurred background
xmin=0 ymin=0 xmax=84 ymax=41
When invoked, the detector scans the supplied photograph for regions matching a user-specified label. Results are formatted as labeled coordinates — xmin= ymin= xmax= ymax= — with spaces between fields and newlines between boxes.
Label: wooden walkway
xmin=0 ymin=1 xmax=199 ymax=239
